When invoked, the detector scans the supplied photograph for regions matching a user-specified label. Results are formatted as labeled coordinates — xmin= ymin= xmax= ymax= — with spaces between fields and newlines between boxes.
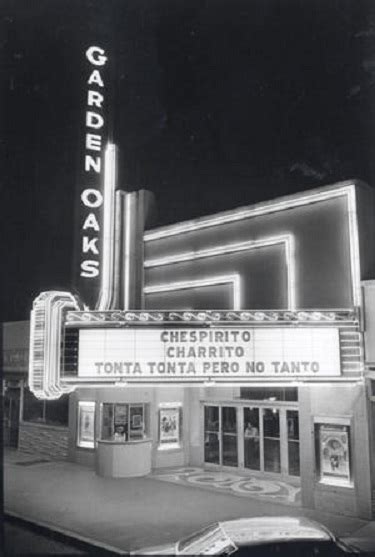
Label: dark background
xmin=2 ymin=0 xmax=375 ymax=320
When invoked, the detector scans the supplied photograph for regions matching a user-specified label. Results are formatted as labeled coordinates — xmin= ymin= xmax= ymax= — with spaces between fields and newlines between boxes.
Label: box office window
xmin=101 ymin=403 xmax=148 ymax=441
xmin=23 ymin=387 xmax=69 ymax=427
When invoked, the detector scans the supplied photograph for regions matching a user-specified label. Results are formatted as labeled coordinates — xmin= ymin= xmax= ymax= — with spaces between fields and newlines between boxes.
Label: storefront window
xmin=315 ymin=423 xmax=351 ymax=486
xmin=101 ymin=403 xmax=147 ymax=442
xmin=45 ymin=398 xmax=69 ymax=426
xmin=23 ymin=388 xmax=44 ymax=422
xmin=23 ymin=387 xmax=69 ymax=427
xmin=4 ymin=385 xmax=21 ymax=447
xmin=263 ymin=408 xmax=281 ymax=473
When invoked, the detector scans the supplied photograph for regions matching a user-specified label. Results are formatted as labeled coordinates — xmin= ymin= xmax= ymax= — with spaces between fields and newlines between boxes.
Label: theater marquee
xmin=75 ymin=327 xmax=341 ymax=381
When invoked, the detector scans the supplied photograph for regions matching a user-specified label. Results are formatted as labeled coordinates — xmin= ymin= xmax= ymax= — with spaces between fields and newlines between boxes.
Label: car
xmin=131 ymin=516 xmax=367 ymax=556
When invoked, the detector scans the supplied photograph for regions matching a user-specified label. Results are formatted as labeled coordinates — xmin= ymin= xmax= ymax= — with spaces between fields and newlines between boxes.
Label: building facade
xmin=19 ymin=179 xmax=375 ymax=519
xmin=61 ymin=180 xmax=375 ymax=519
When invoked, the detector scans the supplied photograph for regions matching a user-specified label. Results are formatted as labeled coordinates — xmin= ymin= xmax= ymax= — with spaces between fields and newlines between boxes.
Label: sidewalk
xmin=4 ymin=449 xmax=375 ymax=554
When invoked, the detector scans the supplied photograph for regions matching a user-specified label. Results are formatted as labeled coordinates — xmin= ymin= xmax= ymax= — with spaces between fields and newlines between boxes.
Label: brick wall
xmin=18 ymin=422 xmax=69 ymax=460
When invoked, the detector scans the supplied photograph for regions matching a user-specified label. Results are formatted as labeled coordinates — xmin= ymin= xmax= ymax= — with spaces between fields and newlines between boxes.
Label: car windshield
xmin=178 ymin=524 xmax=220 ymax=552
xmin=178 ymin=524 xmax=238 ymax=555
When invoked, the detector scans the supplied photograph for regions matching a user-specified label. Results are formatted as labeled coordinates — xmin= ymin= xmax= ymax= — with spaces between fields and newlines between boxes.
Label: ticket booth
xmin=96 ymin=402 xmax=152 ymax=477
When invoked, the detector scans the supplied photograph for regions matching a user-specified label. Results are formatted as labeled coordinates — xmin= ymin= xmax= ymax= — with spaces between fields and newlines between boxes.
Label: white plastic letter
xmin=86 ymin=46 xmax=108 ymax=66
xmin=80 ymin=260 xmax=99 ymax=278
xmin=87 ymin=90 xmax=104 ymax=108
xmin=86 ymin=134 xmax=102 ymax=151
xmin=85 ymin=154 xmax=101 ymax=173
xmin=81 ymin=188 xmax=103 ymax=208
xmin=87 ymin=70 xmax=104 ymax=87
xmin=83 ymin=213 xmax=100 ymax=231
xmin=82 ymin=236 xmax=99 ymax=254
xmin=86 ymin=111 xmax=104 ymax=129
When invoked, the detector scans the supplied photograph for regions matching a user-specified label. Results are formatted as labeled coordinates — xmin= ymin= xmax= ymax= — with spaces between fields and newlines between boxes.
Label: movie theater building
xmin=28 ymin=179 xmax=375 ymax=520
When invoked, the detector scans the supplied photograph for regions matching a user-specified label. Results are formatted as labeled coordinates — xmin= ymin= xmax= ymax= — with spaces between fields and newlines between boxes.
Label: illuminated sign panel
xmin=74 ymin=45 xmax=114 ymax=309
xmin=29 ymin=291 xmax=80 ymax=399
xmin=77 ymin=327 xmax=341 ymax=381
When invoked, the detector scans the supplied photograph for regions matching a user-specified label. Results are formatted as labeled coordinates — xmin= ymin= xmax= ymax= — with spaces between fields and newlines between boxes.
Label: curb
xmin=4 ymin=510 xmax=128 ymax=555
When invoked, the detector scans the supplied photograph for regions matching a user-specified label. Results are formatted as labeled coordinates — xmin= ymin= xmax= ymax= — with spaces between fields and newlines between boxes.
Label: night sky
xmin=2 ymin=0 xmax=375 ymax=320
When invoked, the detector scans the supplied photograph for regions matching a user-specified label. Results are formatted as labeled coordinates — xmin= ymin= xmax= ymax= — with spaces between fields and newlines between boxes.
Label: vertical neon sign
xmin=73 ymin=45 xmax=113 ymax=309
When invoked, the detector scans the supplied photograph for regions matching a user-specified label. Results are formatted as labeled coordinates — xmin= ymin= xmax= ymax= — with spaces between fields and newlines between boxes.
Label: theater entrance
xmin=204 ymin=403 xmax=300 ymax=478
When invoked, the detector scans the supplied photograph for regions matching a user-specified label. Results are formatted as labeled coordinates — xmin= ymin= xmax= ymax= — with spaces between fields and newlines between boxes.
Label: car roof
xmin=219 ymin=517 xmax=333 ymax=546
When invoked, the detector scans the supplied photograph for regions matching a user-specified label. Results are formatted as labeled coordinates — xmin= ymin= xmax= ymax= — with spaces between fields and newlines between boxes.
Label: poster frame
xmin=77 ymin=401 xmax=96 ymax=449
xmin=315 ymin=420 xmax=352 ymax=487
xmin=158 ymin=403 xmax=182 ymax=450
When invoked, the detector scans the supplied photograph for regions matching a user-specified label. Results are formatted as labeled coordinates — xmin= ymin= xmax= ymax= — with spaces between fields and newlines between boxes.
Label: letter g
xmin=86 ymin=46 xmax=108 ymax=66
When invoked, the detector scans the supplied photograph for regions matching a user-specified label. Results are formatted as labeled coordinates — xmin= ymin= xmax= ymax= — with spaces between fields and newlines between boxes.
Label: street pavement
xmin=4 ymin=514 xmax=123 ymax=556
xmin=4 ymin=518 xmax=87 ymax=555
xmin=4 ymin=449 xmax=375 ymax=554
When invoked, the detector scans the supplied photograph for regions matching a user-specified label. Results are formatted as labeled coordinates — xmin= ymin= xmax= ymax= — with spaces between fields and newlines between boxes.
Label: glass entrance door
xmin=243 ymin=406 xmax=299 ymax=477
xmin=263 ymin=408 xmax=281 ymax=473
xmin=222 ymin=406 xmax=238 ymax=466
xmin=287 ymin=409 xmax=300 ymax=476
xmin=204 ymin=403 xmax=300 ymax=477
xmin=204 ymin=405 xmax=238 ymax=467
xmin=244 ymin=407 xmax=260 ymax=470
xmin=204 ymin=405 xmax=220 ymax=464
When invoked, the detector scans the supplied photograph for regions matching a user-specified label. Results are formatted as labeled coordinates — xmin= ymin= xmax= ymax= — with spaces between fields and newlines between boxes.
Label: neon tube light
xmin=145 ymin=235 xmax=296 ymax=310
xmin=145 ymin=235 xmax=291 ymax=267
xmin=144 ymin=274 xmax=242 ymax=309
xmin=29 ymin=292 xmax=79 ymax=399
xmin=96 ymin=143 xmax=117 ymax=311
xmin=123 ymin=192 xmax=132 ymax=310
xmin=346 ymin=185 xmax=361 ymax=307
xmin=144 ymin=183 xmax=361 ymax=308
xmin=144 ymin=183 xmax=353 ymax=240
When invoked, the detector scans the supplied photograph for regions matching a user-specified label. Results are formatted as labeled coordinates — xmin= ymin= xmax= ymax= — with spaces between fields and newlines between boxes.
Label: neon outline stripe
xmin=96 ymin=143 xmax=117 ymax=311
xmin=29 ymin=292 xmax=79 ymax=399
xmin=144 ymin=274 xmax=242 ymax=309
xmin=124 ymin=193 xmax=132 ymax=310
xmin=145 ymin=235 xmax=291 ymax=267
xmin=144 ymin=185 xmax=353 ymax=240
xmin=144 ymin=184 xmax=361 ymax=308
xmin=145 ymin=235 xmax=295 ymax=310
xmin=346 ymin=185 xmax=361 ymax=307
